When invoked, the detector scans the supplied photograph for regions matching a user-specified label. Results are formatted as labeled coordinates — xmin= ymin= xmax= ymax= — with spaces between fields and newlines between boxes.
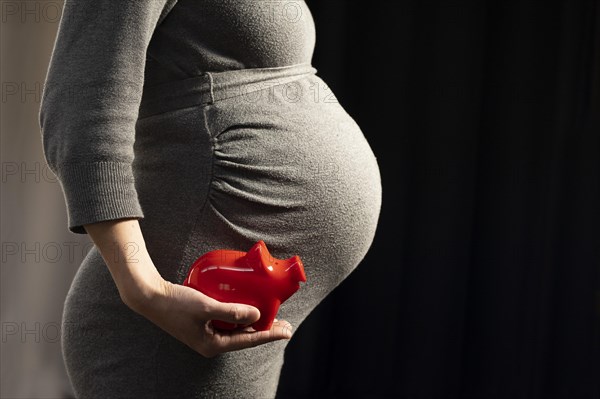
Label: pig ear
xmin=244 ymin=240 xmax=270 ymax=272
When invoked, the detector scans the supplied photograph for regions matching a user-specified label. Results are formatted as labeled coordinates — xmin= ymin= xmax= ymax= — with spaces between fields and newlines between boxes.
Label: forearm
xmin=83 ymin=218 xmax=162 ymax=310
xmin=82 ymin=218 xmax=293 ymax=356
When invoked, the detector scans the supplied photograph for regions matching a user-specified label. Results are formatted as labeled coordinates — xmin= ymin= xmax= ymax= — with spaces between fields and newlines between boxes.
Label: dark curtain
xmin=276 ymin=1 xmax=600 ymax=398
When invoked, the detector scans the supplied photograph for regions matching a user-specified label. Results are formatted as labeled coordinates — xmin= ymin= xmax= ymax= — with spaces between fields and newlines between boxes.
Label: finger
xmin=211 ymin=320 xmax=293 ymax=353
xmin=239 ymin=324 xmax=256 ymax=332
xmin=202 ymin=298 xmax=261 ymax=325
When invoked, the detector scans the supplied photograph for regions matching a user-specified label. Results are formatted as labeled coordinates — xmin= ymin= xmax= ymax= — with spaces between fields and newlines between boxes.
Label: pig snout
xmin=285 ymin=256 xmax=306 ymax=283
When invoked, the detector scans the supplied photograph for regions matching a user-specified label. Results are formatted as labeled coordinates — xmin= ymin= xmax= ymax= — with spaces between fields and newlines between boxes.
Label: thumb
xmin=203 ymin=299 xmax=261 ymax=325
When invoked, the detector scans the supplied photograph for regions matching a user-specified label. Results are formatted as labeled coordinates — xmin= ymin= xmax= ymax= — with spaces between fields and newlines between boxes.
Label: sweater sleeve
xmin=39 ymin=0 xmax=178 ymax=234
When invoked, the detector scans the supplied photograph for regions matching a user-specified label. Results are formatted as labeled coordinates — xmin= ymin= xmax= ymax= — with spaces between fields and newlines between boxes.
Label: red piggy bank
xmin=183 ymin=240 xmax=306 ymax=331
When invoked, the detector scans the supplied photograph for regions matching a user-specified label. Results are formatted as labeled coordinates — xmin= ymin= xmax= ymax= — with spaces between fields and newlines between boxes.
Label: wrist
xmin=116 ymin=259 xmax=165 ymax=314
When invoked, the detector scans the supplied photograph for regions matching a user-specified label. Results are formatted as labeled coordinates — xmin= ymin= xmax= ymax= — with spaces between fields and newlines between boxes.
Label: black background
xmin=276 ymin=1 xmax=600 ymax=398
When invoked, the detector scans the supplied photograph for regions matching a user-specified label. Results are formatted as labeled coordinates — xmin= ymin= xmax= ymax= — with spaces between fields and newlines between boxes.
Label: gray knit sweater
xmin=39 ymin=2 xmax=384 ymax=397
xmin=39 ymin=0 xmax=316 ymax=234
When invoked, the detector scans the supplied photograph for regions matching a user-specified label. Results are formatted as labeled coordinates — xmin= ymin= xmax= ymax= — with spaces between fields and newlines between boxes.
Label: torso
xmin=145 ymin=0 xmax=316 ymax=84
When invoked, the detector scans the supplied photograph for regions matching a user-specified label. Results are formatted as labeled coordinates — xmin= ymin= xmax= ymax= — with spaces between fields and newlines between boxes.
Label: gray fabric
xmin=39 ymin=0 xmax=180 ymax=233
xmin=40 ymin=1 xmax=382 ymax=398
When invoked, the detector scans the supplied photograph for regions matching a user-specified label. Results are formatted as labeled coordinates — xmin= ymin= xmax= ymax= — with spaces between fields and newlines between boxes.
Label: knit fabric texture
xmin=39 ymin=1 xmax=382 ymax=397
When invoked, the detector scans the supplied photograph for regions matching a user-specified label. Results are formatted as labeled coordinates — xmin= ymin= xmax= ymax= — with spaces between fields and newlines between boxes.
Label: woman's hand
xmin=84 ymin=218 xmax=293 ymax=358
xmin=129 ymin=277 xmax=293 ymax=358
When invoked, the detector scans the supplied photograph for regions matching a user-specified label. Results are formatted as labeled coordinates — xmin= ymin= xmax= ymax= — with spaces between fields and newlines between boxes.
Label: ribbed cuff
xmin=55 ymin=162 xmax=144 ymax=234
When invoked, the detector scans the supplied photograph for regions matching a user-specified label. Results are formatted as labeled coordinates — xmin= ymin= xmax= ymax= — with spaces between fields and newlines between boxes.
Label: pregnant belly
xmin=204 ymin=75 xmax=383 ymax=269
xmin=133 ymin=74 xmax=382 ymax=285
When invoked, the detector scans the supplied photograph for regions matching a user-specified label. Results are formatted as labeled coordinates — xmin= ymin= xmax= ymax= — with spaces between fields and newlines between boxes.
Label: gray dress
xmin=39 ymin=0 xmax=382 ymax=397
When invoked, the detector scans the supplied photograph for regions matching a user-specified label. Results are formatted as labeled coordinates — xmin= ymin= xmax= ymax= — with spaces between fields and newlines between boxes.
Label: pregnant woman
xmin=39 ymin=0 xmax=382 ymax=397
